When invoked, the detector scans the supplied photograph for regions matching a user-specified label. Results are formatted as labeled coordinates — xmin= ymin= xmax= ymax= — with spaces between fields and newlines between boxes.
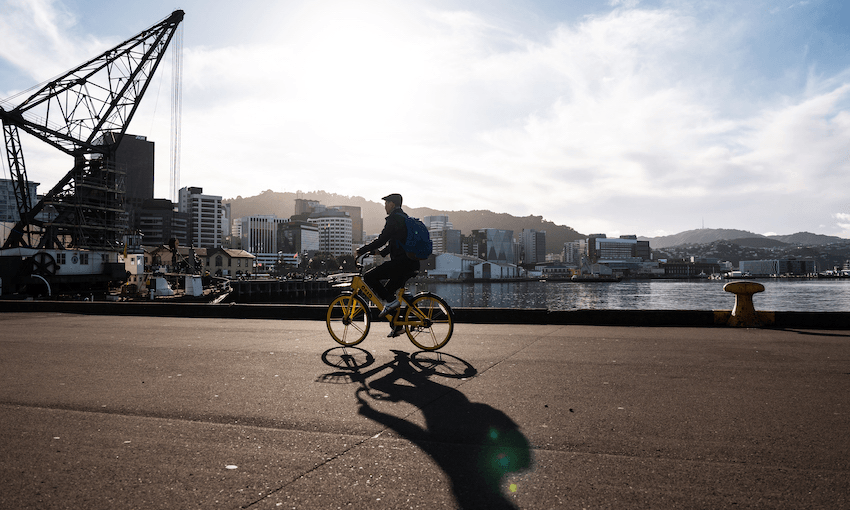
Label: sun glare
xmin=282 ymin=1 xmax=431 ymax=140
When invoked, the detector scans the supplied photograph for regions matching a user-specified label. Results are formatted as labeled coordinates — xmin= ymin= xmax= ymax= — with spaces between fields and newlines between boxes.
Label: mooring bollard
xmin=723 ymin=280 xmax=766 ymax=327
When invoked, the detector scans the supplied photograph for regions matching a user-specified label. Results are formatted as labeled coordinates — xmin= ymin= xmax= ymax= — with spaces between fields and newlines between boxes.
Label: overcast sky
xmin=2 ymin=0 xmax=850 ymax=238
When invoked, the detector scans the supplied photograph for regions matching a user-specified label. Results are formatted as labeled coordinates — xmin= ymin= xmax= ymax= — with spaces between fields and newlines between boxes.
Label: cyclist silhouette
xmin=356 ymin=193 xmax=420 ymax=336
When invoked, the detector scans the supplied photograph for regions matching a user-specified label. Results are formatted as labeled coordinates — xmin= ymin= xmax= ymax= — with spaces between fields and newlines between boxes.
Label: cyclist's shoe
xmin=379 ymin=299 xmax=400 ymax=318
xmin=387 ymin=325 xmax=405 ymax=338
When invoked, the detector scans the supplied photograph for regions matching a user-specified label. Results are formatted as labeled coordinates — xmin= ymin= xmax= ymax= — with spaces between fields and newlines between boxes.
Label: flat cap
xmin=382 ymin=193 xmax=403 ymax=206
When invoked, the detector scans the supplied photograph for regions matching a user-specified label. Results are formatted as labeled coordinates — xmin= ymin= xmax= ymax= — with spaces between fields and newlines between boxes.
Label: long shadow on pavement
xmin=323 ymin=348 xmax=532 ymax=509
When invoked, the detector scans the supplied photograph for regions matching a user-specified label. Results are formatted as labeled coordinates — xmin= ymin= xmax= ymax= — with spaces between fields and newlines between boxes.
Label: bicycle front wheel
xmin=404 ymin=293 xmax=454 ymax=351
xmin=326 ymin=293 xmax=371 ymax=346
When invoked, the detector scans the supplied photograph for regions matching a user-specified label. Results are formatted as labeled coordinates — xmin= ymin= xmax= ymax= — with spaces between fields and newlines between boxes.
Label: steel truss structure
xmin=1 ymin=10 xmax=184 ymax=250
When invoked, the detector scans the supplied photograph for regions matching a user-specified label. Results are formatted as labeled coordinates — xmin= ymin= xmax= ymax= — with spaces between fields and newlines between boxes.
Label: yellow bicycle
xmin=326 ymin=255 xmax=454 ymax=351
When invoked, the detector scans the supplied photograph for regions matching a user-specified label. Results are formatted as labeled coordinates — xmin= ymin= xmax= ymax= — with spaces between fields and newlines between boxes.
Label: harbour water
xmin=408 ymin=279 xmax=850 ymax=312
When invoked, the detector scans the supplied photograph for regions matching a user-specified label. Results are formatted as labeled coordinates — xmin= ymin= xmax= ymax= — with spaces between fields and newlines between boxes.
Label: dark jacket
xmin=359 ymin=208 xmax=408 ymax=260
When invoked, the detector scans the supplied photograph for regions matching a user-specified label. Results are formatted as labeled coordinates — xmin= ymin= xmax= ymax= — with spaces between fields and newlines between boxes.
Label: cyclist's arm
xmin=357 ymin=212 xmax=402 ymax=255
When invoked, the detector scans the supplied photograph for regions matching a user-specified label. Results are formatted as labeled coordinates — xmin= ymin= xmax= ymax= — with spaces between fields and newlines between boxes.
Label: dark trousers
xmin=363 ymin=257 xmax=420 ymax=302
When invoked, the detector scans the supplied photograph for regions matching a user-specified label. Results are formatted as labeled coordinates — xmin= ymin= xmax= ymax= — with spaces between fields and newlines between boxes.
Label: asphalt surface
xmin=1 ymin=312 xmax=848 ymax=509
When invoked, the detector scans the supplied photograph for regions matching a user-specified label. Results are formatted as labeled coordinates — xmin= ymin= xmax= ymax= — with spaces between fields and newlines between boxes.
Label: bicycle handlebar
xmin=355 ymin=252 xmax=370 ymax=271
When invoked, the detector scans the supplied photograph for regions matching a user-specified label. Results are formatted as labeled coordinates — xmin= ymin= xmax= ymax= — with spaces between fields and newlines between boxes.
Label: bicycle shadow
xmin=326 ymin=348 xmax=532 ymax=509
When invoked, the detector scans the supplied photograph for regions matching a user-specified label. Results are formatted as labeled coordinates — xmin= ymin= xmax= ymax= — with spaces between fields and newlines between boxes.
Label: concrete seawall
xmin=1 ymin=300 xmax=847 ymax=329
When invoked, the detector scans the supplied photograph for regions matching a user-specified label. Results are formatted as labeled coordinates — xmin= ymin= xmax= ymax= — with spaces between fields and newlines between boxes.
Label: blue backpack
xmin=399 ymin=215 xmax=433 ymax=260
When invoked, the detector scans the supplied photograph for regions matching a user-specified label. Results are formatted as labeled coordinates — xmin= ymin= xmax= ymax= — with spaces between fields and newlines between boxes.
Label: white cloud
xmin=4 ymin=0 xmax=850 ymax=238
xmin=835 ymin=213 xmax=850 ymax=237
xmin=609 ymin=0 xmax=641 ymax=8
xmin=0 ymin=0 xmax=109 ymax=84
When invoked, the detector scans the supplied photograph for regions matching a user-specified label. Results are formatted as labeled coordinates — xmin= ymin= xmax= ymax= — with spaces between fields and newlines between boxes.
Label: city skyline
xmin=2 ymin=0 xmax=850 ymax=239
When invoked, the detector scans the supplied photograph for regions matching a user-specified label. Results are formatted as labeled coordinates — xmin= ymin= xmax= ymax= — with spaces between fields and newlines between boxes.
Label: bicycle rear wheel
xmin=404 ymin=293 xmax=454 ymax=351
xmin=326 ymin=293 xmax=371 ymax=346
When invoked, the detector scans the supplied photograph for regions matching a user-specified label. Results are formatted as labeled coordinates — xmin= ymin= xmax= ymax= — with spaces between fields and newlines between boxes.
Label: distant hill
xmin=639 ymin=229 xmax=762 ymax=249
xmin=226 ymin=190 xmax=377 ymax=225
xmin=727 ymin=237 xmax=788 ymax=249
xmin=225 ymin=193 xmax=846 ymax=254
xmin=225 ymin=190 xmax=585 ymax=254
xmin=653 ymin=238 xmax=850 ymax=267
xmin=767 ymin=232 xmax=845 ymax=246
xmin=641 ymin=228 xmax=846 ymax=249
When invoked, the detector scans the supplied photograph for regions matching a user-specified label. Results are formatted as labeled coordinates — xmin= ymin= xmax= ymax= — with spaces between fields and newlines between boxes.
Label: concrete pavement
xmin=1 ymin=312 xmax=848 ymax=509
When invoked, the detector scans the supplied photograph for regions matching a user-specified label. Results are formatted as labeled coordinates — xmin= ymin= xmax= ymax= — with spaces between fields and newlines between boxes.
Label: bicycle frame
xmin=346 ymin=274 xmax=431 ymax=327
xmin=327 ymin=253 xmax=453 ymax=350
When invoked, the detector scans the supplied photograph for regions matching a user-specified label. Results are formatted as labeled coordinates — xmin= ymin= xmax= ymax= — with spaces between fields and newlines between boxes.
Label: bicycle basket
xmin=328 ymin=272 xmax=357 ymax=287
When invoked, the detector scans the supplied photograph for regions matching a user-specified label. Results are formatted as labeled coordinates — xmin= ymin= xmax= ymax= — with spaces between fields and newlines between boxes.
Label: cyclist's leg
xmin=384 ymin=258 xmax=420 ymax=300
xmin=363 ymin=262 xmax=395 ymax=302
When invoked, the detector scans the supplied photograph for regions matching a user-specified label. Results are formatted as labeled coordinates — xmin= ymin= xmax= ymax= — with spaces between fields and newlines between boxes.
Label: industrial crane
xmin=0 ymin=10 xmax=184 ymax=296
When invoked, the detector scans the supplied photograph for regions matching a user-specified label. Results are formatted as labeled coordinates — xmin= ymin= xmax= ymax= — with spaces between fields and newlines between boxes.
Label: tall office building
xmin=178 ymin=186 xmax=224 ymax=248
xmin=138 ymin=198 xmax=189 ymax=247
xmin=520 ymin=228 xmax=546 ymax=265
xmin=277 ymin=220 xmax=320 ymax=266
xmin=239 ymin=215 xmax=290 ymax=268
xmin=563 ymin=241 xmax=584 ymax=265
xmin=294 ymin=199 xmax=326 ymax=216
xmin=470 ymin=229 xmax=515 ymax=265
xmin=587 ymin=234 xmax=650 ymax=262
xmin=331 ymin=205 xmax=363 ymax=244
xmin=425 ymin=215 xmax=454 ymax=254
xmin=109 ymin=133 xmax=154 ymax=233
xmin=308 ymin=210 xmax=353 ymax=257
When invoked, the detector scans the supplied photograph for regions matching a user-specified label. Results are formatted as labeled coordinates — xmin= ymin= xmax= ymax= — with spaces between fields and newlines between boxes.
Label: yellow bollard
xmin=723 ymin=281 xmax=767 ymax=327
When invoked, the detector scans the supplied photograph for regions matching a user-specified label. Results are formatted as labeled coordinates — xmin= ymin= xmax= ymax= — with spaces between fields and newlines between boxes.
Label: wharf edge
xmin=0 ymin=301 xmax=847 ymax=329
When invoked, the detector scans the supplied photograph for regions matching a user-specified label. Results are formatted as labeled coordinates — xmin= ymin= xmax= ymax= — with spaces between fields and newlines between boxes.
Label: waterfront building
xmin=470 ymin=228 xmax=516 ymax=265
xmin=660 ymin=260 xmax=720 ymax=277
xmin=438 ymin=229 xmax=462 ymax=255
xmin=430 ymin=230 xmax=446 ymax=255
xmin=276 ymin=220 xmax=320 ymax=266
xmin=143 ymin=245 xmax=207 ymax=273
xmin=425 ymin=215 xmax=454 ymax=254
xmin=739 ymin=259 xmax=815 ymax=276
xmin=520 ymin=228 xmax=546 ymax=265
xmin=540 ymin=264 xmax=577 ymax=279
xmin=600 ymin=258 xmax=654 ymax=277
xmin=581 ymin=261 xmax=615 ymax=276
xmin=587 ymin=234 xmax=607 ymax=262
xmin=105 ymin=133 xmax=154 ymax=234
xmin=428 ymin=253 xmax=484 ymax=280
xmin=291 ymin=199 xmax=354 ymax=257
xmin=597 ymin=236 xmax=634 ymax=260
xmin=239 ymin=215 xmax=290 ymax=269
xmin=563 ymin=240 xmax=584 ymax=265
xmin=474 ymin=261 xmax=520 ymax=279
xmin=178 ymin=186 xmax=225 ymax=248
xmin=588 ymin=234 xmax=650 ymax=262
xmin=205 ymin=247 xmax=256 ymax=277
xmin=332 ymin=205 xmax=362 ymax=244
xmin=307 ymin=210 xmax=353 ymax=257
xmin=138 ymin=198 xmax=189 ymax=247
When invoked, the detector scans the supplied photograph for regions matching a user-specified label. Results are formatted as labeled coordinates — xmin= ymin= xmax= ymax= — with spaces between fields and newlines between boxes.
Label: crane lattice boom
xmin=1 ymin=10 xmax=184 ymax=251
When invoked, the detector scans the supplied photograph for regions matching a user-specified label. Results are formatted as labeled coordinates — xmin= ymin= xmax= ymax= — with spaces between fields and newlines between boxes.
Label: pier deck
xmin=1 ymin=313 xmax=848 ymax=509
